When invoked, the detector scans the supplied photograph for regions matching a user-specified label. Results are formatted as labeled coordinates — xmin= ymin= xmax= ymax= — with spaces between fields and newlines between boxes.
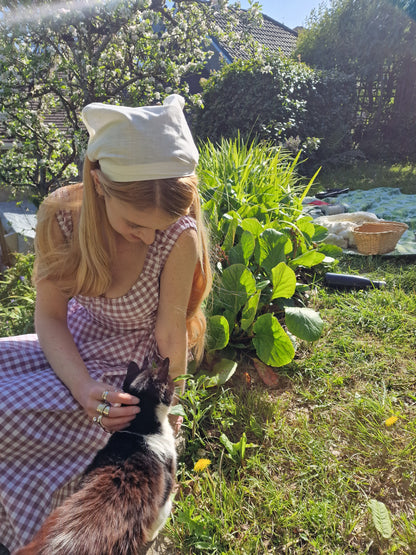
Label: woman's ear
xmin=91 ymin=170 xmax=104 ymax=196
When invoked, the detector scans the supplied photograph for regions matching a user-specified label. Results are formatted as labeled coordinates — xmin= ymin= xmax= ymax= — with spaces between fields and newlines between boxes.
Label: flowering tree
xmin=0 ymin=0 xmax=262 ymax=197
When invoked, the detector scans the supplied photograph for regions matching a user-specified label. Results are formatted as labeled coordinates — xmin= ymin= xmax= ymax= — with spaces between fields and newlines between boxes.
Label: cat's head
xmin=122 ymin=357 xmax=174 ymax=409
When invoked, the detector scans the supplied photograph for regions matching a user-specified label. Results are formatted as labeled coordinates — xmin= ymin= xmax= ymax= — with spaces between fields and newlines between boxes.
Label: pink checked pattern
xmin=0 ymin=210 xmax=196 ymax=551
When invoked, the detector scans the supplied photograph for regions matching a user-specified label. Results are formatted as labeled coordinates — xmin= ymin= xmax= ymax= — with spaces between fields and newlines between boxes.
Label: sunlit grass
xmin=315 ymin=160 xmax=416 ymax=195
xmin=170 ymin=254 xmax=416 ymax=554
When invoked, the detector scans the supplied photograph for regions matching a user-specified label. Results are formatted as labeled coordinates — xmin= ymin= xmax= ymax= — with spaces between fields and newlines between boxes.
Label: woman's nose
xmin=140 ymin=229 xmax=156 ymax=245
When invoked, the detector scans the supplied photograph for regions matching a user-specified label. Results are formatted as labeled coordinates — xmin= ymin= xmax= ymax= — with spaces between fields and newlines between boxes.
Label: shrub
xmin=193 ymin=54 xmax=356 ymax=170
xmin=197 ymin=137 xmax=340 ymax=370
xmin=0 ymin=253 xmax=36 ymax=336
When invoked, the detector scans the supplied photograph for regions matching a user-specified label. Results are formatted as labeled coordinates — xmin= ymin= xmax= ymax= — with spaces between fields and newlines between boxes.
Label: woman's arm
xmin=35 ymin=280 xmax=140 ymax=431
xmin=155 ymin=228 xmax=199 ymax=387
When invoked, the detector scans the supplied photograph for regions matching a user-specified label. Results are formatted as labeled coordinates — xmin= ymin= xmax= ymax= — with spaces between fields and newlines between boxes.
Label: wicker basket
xmin=352 ymin=221 xmax=409 ymax=255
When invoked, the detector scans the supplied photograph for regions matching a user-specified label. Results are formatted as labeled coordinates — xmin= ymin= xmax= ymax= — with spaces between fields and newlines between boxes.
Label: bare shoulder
xmin=159 ymin=227 xmax=198 ymax=299
xmin=167 ymin=227 xmax=198 ymax=270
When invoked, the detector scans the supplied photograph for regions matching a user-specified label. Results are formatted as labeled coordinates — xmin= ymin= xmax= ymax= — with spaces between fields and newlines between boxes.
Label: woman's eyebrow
xmin=125 ymin=219 xmax=144 ymax=227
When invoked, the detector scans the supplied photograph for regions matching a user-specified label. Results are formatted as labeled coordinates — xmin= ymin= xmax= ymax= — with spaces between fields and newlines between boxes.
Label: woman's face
xmin=102 ymin=194 xmax=176 ymax=245
xmin=92 ymin=171 xmax=176 ymax=245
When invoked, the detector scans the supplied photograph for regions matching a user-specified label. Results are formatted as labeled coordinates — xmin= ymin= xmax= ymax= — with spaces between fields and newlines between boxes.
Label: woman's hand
xmin=78 ymin=379 xmax=140 ymax=433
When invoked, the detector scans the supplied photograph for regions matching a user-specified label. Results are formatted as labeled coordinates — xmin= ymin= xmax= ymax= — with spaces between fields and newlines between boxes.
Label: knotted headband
xmin=82 ymin=95 xmax=199 ymax=182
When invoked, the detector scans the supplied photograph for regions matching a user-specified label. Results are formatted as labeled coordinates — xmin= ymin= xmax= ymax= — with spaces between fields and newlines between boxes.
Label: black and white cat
xmin=16 ymin=358 xmax=176 ymax=555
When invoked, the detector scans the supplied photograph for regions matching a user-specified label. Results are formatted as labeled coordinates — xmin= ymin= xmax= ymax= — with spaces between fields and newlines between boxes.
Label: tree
xmin=296 ymin=0 xmax=416 ymax=160
xmin=0 ymin=0 xmax=262 ymax=197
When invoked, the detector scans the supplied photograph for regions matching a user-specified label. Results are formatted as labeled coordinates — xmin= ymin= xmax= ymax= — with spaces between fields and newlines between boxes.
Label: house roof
xmin=212 ymin=10 xmax=298 ymax=61
xmin=0 ymin=105 xmax=70 ymax=151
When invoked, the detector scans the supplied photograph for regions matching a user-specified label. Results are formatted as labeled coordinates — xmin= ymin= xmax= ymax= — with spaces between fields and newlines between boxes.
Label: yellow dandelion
xmin=384 ymin=415 xmax=399 ymax=427
xmin=193 ymin=458 xmax=211 ymax=472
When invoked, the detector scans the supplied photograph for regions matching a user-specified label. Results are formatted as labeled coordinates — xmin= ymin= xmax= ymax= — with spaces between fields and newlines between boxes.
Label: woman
xmin=0 ymin=95 xmax=212 ymax=552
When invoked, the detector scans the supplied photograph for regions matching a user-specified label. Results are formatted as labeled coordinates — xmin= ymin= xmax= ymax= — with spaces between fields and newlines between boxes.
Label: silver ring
xmin=93 ymin=414 xmax=110 ymax=433
xmin=102 ymin=404 xmax=110 ymax=417
xmin=96 ymin=402 xmax=110 ymax=415
xmin=101 ymin=390 xmax=110 ymax=402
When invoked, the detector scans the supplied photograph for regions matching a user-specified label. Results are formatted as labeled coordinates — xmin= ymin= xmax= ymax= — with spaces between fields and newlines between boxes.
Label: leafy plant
xmin=220 ymin=431 xmax=256 ymax=464
xmin=198 ymin=137 xmax=340 ymax=369
xmin=0 ymin=253 xmax=36 ymax=336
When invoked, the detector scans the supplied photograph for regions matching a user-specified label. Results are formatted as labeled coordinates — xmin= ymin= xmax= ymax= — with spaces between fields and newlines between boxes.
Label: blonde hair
xmin=34 ymin=156 xmax=212 ymax=361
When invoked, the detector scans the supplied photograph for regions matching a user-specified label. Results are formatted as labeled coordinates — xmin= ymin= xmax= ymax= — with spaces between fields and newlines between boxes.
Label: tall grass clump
xmin=198 ymin=136 xmax=310 ymax=223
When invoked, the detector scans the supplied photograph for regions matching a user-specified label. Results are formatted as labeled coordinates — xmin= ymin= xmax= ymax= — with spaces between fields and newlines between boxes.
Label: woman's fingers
xmin=101 ymin=389 xmax=140 ymax=407
xmin=91 ymin=384 xmax=140 ymax=432
xmin=98 ymin=403 xmax=140 ymax=420
xmin=100 ymin=414 xmax=137 ymax=432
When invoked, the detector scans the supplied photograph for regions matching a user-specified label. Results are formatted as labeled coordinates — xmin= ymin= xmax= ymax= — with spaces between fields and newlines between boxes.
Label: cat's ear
xmin=158 ymin=357 xmax=170 ymax=382
xmin=123 ymin=361 xmax=140 ymax=390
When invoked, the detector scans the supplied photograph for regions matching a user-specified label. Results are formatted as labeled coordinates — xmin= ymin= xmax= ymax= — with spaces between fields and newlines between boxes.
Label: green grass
xmin=169 ymin=254 xmax=416 ymax=554
xmin=313 ymin=161 xmax=416 ymax=195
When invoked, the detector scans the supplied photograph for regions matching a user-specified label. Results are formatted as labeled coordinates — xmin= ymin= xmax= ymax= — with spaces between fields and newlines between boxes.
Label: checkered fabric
xmin=0 ymin=210 xmax=197 ymax=552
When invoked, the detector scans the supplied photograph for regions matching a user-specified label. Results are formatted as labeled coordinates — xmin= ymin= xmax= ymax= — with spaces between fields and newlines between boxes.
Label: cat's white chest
xmin=145 ymin=406 xmax=176 ymax=463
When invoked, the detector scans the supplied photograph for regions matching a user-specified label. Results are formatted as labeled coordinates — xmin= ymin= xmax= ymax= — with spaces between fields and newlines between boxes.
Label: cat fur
xmin=15 ymin=358 xmax=176 ymax=555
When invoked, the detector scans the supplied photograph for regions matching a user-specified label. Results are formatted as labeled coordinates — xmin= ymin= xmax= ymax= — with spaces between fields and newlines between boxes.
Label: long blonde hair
xmin=34 ymin=157 xmax=212 ymax=360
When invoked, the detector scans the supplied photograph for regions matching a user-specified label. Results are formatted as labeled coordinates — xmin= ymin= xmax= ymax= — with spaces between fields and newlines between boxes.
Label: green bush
xmin=198 ymin=137 xmax=340 ymax=370
xmin=193 ymin=54 xmax=356 ymax=170
xmin=0 ymin=253 xmax=36 ymax=336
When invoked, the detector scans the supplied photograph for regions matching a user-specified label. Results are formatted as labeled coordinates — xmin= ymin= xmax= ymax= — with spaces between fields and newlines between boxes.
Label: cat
xmin=15 ymin=357 xmax=176 ymax=555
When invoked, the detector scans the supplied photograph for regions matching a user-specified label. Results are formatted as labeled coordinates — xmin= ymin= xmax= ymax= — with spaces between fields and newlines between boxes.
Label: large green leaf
xmin=241 ymin=290 xmax=261 ymax=331
xmin=284 ymin=307 xmax=324 ymax=341
xmin=220 ymin=211 xmax=240 ymax=252
xmin=312 ymin=223 xmax=330 ymax=243
xmin=228 ymin=230 xmax=255 ymax=265
xmin=206 ymin=315 xmax=230 ymax=352
xmin=318 ymin=243 xmax=343 ymax=257
xmin=254 ymin=228 xmax=292 ymax=275
xmin=239 ymin=217 xmax=263 ymax=238
xmin=296 ymin=216 xmax=316 ymax=241
xmin=252 ymin=313 xmax=295 ymax=367
xmin=220 ymin=264 xmax=257 ymax=316
xmin=207 ymin=358 xmax=238 ymax=386
xmin=271 ymin=262 xmax=296 ymax=300
xmin=289 ymin=250 xmax=326 ymax=269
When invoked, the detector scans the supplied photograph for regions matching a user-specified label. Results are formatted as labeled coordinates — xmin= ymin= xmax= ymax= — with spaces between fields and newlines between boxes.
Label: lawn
xmin=314 ymin=160 xmax=416 ymax=195
xmin=168 ymin=253 xmax=416 ymax=554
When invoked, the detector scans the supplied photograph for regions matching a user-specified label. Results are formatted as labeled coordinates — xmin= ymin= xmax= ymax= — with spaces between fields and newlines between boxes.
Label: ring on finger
xmin=96 ymin=402 xmax=110 ymax=415
xmin=93 ymin=414 xmax=110 ymax=433
xmin=101 ymin=390 xmax=110 ymax=402
xmin=102 ymin=404 xmax=110 ymax=417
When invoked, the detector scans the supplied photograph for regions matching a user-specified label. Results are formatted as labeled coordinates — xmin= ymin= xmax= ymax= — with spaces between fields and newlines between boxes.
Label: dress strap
xmin=156 ymin=215 xmax=197 ymax=270
xmin=48 ymin=185 xmax=75 ymax=240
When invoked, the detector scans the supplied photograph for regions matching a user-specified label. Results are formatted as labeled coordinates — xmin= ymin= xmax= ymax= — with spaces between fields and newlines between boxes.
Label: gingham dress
xmin=0 ymin=206 xmax=196 ymax=552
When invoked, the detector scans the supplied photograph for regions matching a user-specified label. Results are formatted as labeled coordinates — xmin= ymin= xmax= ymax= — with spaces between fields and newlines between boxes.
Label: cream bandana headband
xmin=82 ymin=95 xmax=199 ymax=182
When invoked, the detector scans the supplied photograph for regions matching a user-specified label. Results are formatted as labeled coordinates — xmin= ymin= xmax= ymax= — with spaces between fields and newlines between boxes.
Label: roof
xmin=212 ymin=10 xmax=298 ymax=61
xmin=0 ymin=102 xmax=71 ymax=151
